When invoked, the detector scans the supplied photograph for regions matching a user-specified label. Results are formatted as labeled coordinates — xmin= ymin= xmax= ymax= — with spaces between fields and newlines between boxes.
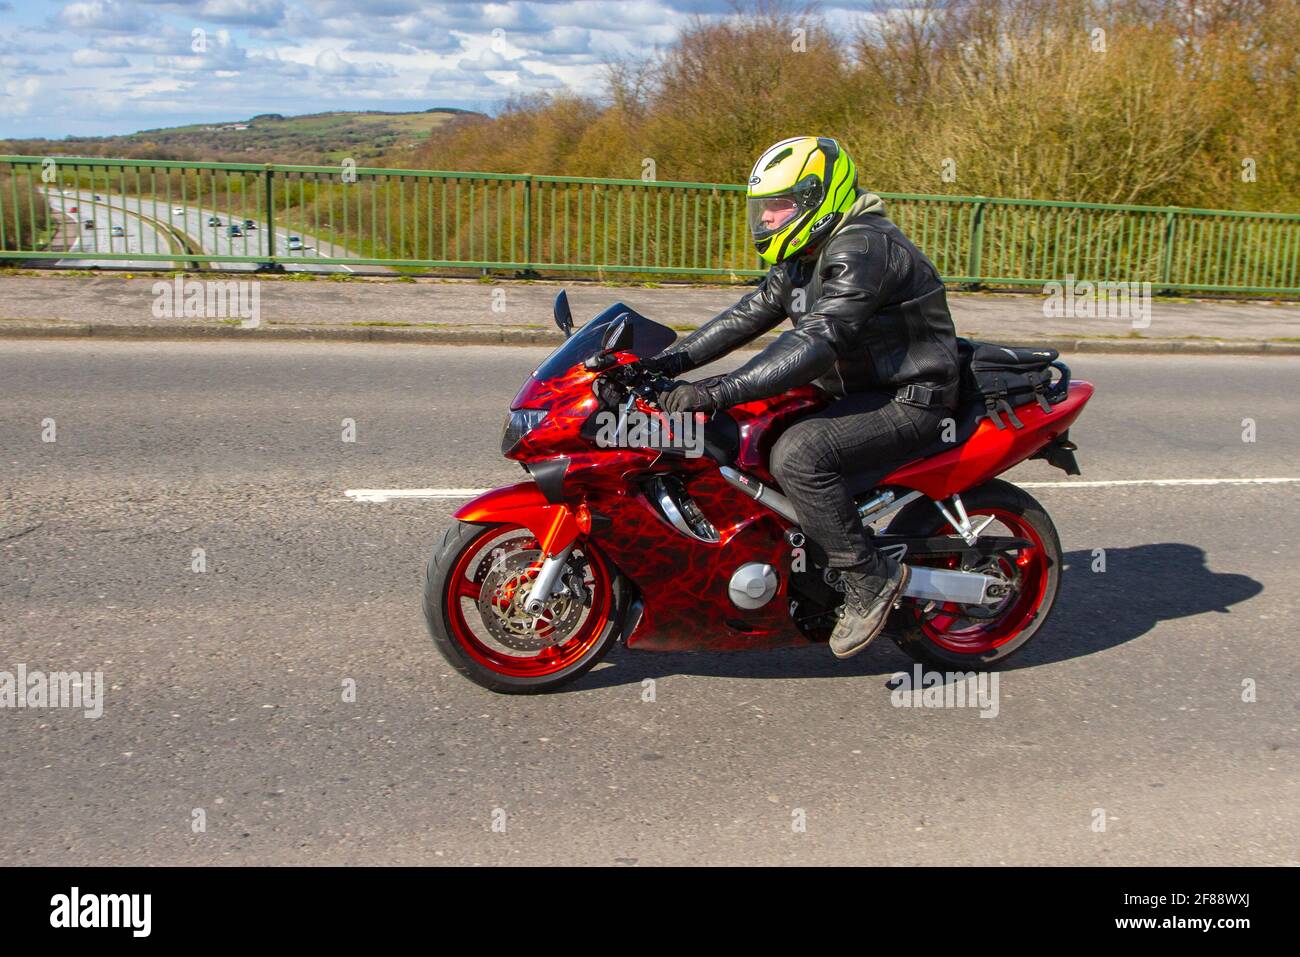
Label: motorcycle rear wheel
xmin=884 ymin=479 xmax=1062 ymax=669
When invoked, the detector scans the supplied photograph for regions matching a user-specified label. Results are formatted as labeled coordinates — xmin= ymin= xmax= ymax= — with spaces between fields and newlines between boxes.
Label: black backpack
xmin=956 ymin=338 xmax=1070 ymax=430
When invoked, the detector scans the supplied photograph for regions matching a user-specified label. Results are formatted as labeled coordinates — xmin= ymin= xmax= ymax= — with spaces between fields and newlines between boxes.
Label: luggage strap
xmin=895 ymin=381 xmax=958 ymax=409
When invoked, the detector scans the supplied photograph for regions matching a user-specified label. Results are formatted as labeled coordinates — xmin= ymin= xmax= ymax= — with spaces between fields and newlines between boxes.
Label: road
xmin=42 ymin=189 xmax=181 ymax=270
xmin=1 ymin=342 xmax=1296 ymax=865
xmin=45 ymin=187 xmax=365 ymax=274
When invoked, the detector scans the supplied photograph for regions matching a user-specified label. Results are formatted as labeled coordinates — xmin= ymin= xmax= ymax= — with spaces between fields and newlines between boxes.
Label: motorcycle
xmin=423 ymin=292 xmax=1094 ymax=693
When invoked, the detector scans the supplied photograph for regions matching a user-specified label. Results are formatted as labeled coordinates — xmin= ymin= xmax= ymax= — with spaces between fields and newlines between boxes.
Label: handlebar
xmin=589 ymin=353 xmax=673 ymax=411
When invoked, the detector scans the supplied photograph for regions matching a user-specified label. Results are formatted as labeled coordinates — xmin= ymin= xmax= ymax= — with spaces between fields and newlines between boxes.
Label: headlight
xmin=501 ymin=408 xmax=548 ymax=454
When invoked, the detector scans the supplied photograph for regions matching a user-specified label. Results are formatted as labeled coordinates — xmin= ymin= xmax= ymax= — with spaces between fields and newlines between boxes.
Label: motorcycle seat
xmin=843 ymin=398 xmax=984 ymax=497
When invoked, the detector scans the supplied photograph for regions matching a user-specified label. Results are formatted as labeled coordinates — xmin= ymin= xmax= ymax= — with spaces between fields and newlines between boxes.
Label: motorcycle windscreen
xmin=532 ymin=303 xmax=677 ymax=381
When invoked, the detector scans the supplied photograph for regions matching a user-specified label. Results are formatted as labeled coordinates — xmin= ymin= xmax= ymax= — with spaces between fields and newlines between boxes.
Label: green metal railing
xmin=3 ymin=155 xmax=1300 ymax=294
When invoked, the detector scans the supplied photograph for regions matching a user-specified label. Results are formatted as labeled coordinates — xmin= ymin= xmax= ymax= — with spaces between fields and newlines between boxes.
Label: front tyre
xmin=884 ymin=479 xmax=1062 ymax=670
xmin=423 ymin=521 xmax=622 ymax=694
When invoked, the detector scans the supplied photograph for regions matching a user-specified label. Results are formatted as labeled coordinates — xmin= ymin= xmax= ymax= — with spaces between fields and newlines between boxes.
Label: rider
xmin=645 ymin=136 xmax=961 ymax=659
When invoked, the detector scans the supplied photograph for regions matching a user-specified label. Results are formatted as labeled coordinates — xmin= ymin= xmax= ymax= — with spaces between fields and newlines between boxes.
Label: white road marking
xmin=345 ymin=488 xmax=489 ymax=503
xmin=345 ymin=477 xmax=1300 ymax=503
xmin=1017 ymin=477 xmax=1300 ymax=488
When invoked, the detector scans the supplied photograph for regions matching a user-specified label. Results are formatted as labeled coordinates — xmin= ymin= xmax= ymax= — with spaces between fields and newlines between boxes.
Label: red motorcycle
xmin=424 ymin=293 xmax=1094 ymax=693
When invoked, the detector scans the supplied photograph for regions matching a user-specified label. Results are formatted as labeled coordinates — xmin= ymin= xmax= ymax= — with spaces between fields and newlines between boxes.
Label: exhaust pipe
xmin=714 ymin=465 xmax=1005 ymax=608
xmin=903 ymin=565 xmax=1002 ymax=606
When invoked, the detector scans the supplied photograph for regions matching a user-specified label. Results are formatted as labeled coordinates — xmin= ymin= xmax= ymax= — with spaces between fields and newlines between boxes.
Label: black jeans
xmin=769 ymin=390 xmax=949 ymax=582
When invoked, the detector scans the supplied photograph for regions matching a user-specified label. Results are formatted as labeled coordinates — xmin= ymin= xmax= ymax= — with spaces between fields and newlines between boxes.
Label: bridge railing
xmin=3 ymin=155 xmax=1299 ymax=294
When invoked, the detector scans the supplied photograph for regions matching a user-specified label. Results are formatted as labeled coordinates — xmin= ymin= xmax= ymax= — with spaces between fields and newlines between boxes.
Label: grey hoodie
xmin=829 ymin=190 xmax=887 ymax=240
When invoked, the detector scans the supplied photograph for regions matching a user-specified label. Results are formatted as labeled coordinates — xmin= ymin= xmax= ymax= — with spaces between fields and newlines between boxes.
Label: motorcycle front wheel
xmin=423 ymin=521 xmax=623 ymax=693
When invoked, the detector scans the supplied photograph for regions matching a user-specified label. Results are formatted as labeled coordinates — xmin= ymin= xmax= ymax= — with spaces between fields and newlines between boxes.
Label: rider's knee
xmin=770 ymin=421 xmax=835 ymax=486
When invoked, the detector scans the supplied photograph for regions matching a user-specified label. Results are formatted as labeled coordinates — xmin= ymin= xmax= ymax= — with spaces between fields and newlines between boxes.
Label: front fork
xmin=452 ymin=480 xmax=592 ymax=613
xmin=523 ymin=543 xmax=576 ymax=614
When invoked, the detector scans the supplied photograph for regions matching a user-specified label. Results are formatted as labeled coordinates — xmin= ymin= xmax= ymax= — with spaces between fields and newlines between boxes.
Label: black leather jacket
xmin=667 ymin=202 xmax=960 ymax=408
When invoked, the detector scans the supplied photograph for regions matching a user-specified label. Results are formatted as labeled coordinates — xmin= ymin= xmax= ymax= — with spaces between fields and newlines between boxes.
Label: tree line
xmin=418 ymin=0 xmax=1300 ymax=214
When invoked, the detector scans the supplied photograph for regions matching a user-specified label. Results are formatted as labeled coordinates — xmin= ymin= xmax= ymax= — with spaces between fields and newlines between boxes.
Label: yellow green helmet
xmin=746 ymin=136 xmax=857 ymax=266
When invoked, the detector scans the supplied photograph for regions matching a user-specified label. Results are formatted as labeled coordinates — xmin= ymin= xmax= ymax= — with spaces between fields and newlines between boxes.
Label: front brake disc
xmin=477 ymin=549 xmax=583 ymax=650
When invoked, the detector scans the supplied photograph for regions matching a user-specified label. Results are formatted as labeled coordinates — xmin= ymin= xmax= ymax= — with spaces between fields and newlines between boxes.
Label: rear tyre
xmin=423 ymin=521 xmax=623 ymax=694
xmin=884 ymin=479 xmax=1062 ymax=669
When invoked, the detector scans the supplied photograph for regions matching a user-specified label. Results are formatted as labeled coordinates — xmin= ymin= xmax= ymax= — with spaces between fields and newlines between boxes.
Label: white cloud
xmin=58 ymin=0 xmax=139 ymax=33
xmin=8 ymin=0 xmax=840 ymax=137
xmin=71 ymin=47 xmax=130 ymax=67
xmin=198 ymin=0 xmax=286 ymax=27
xmin=315 ymin=50 xmax=396 ymax=78
xmin=457 ymin=48 xmax=512 ymax=71
xmin=0 ymin=76 xmax=41 ymax=116
xmin=91 ymin=30 xmax=195 ymax=55
xmin=522 ymin=27 xmax=593 ymax=57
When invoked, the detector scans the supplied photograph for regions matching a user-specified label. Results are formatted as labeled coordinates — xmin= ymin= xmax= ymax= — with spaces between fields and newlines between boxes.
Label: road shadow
xmin=567 ymin=542 xmax=1262 ymax=691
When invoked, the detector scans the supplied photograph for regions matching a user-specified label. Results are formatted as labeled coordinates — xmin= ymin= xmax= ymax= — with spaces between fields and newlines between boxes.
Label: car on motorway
xmin=227 ymin=225 xmax=243 ymax=237
xmin=286 ymin=235 xmax=304 ymax=251
xmin=173 ymin=207 xmax=185 ymax=215
xmin=243 ymin=219 xmax=257 ymax=230
xmin=83 ymin=220 xmax=94 ymax=229
xmin=69 ymin=206 xmax=78 ymax=213
xmin=111 ymin=226 xmax=125 ymax=237
xmin=208 ymin=216 xmax=222 ymax=226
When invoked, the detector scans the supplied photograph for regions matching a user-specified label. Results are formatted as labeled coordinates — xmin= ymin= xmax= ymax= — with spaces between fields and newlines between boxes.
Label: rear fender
xmin=453 ymin=481 xmax=582 ymax=555
xmin=883 ymin=380 xmax=1095 ymax=500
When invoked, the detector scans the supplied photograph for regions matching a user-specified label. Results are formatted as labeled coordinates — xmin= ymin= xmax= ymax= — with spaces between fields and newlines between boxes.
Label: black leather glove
xmin=662 ymin=382 xmax=719 ymax=415
xmin=641 ymin=350 xmax=692 ymax=378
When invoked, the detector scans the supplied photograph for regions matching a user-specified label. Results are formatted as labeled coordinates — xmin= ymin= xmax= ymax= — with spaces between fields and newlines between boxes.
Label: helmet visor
xmin=747 ymin=193 xmax=805 ymax=241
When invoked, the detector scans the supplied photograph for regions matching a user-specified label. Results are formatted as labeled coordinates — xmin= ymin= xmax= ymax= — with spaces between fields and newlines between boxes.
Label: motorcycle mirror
xmin=601 ymin=314 xmax=635 ymax=352
xmin=553 ymin=290 xmax=574 ymax=338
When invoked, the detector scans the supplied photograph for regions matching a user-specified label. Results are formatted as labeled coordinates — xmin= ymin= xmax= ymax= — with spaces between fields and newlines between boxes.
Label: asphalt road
xmin=1 ymin=341 xmax=1296 ymax=865
xmin=43 ymin=190 xmax=178 ymax=270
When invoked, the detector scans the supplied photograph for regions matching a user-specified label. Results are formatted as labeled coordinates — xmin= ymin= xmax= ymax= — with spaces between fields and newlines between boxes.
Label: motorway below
xmin=41 ymin=190 xmax=180 ymax=270
xmin=43 ymin=188 xmax=365 ymax=273
xmin=1 ymin=341 xmax=1296 ymax=865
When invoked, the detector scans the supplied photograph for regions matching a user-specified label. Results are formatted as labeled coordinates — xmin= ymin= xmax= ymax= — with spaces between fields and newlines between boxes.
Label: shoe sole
xmin=830 ymin=564 xmax=912 ymax=660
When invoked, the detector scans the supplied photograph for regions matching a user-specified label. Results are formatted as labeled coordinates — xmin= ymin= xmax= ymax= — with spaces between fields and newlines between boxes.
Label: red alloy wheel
xmin=915 ymin=507 xmax=1050 ymax=655
xmin=443 ymin=524 xmax=613 ymax=679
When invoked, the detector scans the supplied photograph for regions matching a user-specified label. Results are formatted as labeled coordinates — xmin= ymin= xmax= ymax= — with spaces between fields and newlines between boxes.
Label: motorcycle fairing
xmin=728 ymin=385 xmax=826 ymax=484
xmin=590 ymin=467 xmax=812 ymax=652
xmin=527 ymin=305 xmax=677 ymax=391
xmin=454 ymin=482 xmax=584 ymax=555
xmin=452 ymin=469 xmax=812 ymax=652
xmin=880 ymin=381 xmax=1094 ymax=499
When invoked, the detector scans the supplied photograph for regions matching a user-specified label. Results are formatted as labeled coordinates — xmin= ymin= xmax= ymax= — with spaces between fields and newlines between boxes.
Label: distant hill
xmin=0 ymin=108 xmax=483 ymax=166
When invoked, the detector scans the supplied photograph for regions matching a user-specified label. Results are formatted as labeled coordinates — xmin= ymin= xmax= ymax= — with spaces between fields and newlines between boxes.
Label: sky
xmin=0 ymin=0 xmax=872 ymax=139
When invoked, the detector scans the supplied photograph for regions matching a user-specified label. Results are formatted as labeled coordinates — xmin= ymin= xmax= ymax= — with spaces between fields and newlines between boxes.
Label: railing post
xmin=523 ymin=175 xmax=534 ymax=267
xmin=0 ymin=161 xmax=9 ymax=253
xmin=258 ymin=164 xmax=284 ymax=273
xmin=1158 ymin=207 xmax=1178 ymax=295
xmin=965 ymin=199 xmax=987 ymax=289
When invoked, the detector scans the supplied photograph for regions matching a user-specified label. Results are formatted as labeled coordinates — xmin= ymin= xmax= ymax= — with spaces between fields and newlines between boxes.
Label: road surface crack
xmin=0 ymin=522 xmax=43 ymax=543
